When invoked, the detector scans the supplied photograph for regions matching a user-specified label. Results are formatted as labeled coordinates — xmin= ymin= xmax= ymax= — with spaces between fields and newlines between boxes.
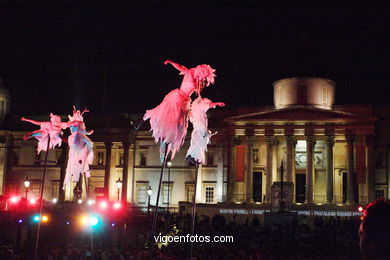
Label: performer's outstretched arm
xmin=164 ymin=60 xmax=188 ymax=74
xmin=21 ymin=117 xmax=42 ymax=126
xmin=209 ymin=102 xmax=225 ymax=108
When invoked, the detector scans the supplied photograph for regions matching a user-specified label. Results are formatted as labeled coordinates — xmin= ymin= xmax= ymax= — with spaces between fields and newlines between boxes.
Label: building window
xmin=137 ymin=184 xmax=148 ymax=204
xmin=205 ymin=186 xmax=214 ymax=204
xmin=322 ymin=87 xmax=328 ymax=104
xmin=186 ymin=184 xmax=195 ymax=202
xmin=207 ymin=151 xmax=214 ymax=166
xmin=162 ymin=183 xmax=173 ymax=204
xmin=13 ymin=151 xmax=20 ymax=165
xmin=253 ymin=148 xmax=259 ymax=164
xmin=31 ymin=181 xmax=41 ymax=198
xmin=140 ymin=151 xmax=147 ymax=166
xmin=119 ymin=152 xmax=124 ymax=167
xmin=375 ymin=189 xmax=385 ymax=200
xmin=51 ymin=181 xmax=60 ymax=199
xmin=97 ymin=152 xmax=104 ymax=165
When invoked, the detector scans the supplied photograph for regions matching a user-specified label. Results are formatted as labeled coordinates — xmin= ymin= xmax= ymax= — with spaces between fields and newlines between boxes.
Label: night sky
xmin=1 ymin=1 xmax=390 ymax=116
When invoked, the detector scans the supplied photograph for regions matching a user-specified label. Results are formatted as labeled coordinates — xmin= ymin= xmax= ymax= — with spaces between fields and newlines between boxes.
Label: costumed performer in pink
xmin=21 ymin=114 xmax=68 ymax=153
xmin=64 ymin=107 xmax=94 ymax=189
xmin=143 ymin=60 xmax=216 ymax=162
xmin=186 ymin=97 xmax=224 ymax=165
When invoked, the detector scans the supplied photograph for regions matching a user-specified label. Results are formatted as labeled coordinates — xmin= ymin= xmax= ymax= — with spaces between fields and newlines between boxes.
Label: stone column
xmin=326 ymin=135 xmax=335 ymax=203
xmin=216 ymin=146 xmax=224 ymax=201
xmin=366 ymin=135 xmax=375 ymax=202
xmin=265 ymin=135 xmax=275 ymax=203
xmin=227 ymin=137 xmax=237 ymax=203
xmin=246 ymin=135 xmax=254 ymax=203
xmin=104 ymin=142 xmax=112 ymax=199
xmin=285 ymin=134 xmax=295 ymax=182
xmin=305 ymin=135 xmax=315 ymax=203
xmin=121 ymin=142 xmax=130 ymax=204
xmin=346 ymin=135 xmax=355 ymax=204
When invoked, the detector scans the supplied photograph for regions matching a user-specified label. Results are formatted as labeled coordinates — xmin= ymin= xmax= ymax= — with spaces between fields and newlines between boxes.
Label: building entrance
xmin=296 ymin=174 xmax=306 ymax=203
xmin=253 ymin=172 xmax=263 ymax=202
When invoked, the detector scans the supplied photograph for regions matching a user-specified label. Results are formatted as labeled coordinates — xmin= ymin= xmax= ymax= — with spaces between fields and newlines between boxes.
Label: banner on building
xmin=356 ymin=144 xmax=366 ymax=183
xmin=236 ymin=145 xmax=245 ymax=182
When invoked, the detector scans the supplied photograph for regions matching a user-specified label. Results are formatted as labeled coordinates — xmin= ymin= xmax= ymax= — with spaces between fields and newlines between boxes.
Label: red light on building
xmin=99 ymin=201 xmax=108 ymax=209
xmin=113 ymin=202 xmax=121 ymax=210
xmin=10 ymin=196 xmax=19 ymax=204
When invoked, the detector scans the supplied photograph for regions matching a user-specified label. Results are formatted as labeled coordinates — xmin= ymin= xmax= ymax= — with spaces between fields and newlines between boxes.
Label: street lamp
xmin=116 ymin=178 xmax=123 ymax=201
xmin=167 ymin=161 xmax=172 ymax=213
xmin=147 ymin=186 xmax=153 ymax=216
xmin=24 ymin=177 xmax=30 ymax=199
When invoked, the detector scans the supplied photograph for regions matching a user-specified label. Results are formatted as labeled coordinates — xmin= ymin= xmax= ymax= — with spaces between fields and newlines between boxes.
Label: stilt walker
xmin=143 ymin=60 xmax=217 ymax=255
xmin=186 ymin=97 xmax=224 ymax=259
xmin=21 ymin=114 xmax=68 ymax=260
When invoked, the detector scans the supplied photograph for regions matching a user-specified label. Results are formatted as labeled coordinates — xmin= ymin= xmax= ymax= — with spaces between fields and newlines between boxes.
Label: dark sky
xmin=1 ymin=1 xmax=390 ymax=115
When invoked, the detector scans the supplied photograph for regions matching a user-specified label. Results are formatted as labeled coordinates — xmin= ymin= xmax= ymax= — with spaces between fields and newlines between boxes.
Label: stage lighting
xmin=18 ymin=219 xmax=23 ymax=224
xmin=10 ymin=196 xmax=19 ymax=204
xmin=99 ymin=201 xmax=108 ymax=209
xmin=77 ymin=199 xmax=83 ymax=204
xmin=52 ymin=198 xmax=58 ymax=204
xmin=33 ymin=215 xmax=40 ymax=223
xmin=87 ymin=199 xmax=95 ymax=206
xmin=29 ymin=198 xmax=37 ymax=205
xmin=42 ymin=215 xmax=49 ymax=223
xmin=113 ymin=202 xmax=121 ymax=210
xmin=358 ymin=206 xmax=363 ymax=212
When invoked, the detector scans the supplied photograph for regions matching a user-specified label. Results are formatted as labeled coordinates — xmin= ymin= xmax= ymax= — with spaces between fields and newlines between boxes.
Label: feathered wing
xmin=144 ymin=89 xmax=190 ymax=162
xmin=63 ymin=121 xmax=94 ymax=189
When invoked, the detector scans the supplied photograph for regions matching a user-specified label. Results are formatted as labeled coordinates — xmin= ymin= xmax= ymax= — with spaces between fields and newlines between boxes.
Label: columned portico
xmin=366 ymin=135 xmax=375 ymax=202
xmin=227 ymin=136 xmax=237 ymax=203
xmin=121 ymin=142 xmax=130 ymax=203
xmin=305 ymin=134 xmax=315 ymax=203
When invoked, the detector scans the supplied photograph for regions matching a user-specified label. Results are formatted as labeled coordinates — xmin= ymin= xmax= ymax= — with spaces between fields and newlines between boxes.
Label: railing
xmin=313 ymin=195 xmax=326 ymax=204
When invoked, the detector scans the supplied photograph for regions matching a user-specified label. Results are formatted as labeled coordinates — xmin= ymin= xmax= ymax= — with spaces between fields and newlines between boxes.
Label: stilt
xmin=34 ymin=135 xmax=51 ymax=260
xmin=189 ymin=161 xmax=200 ymax=260
xmin=149 ymin=143 xmax=169 ymax=257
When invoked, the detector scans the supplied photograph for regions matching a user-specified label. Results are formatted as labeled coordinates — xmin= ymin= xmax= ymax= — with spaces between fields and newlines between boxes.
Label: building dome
xmin=273 ymin=77 xmax=335 ymax=110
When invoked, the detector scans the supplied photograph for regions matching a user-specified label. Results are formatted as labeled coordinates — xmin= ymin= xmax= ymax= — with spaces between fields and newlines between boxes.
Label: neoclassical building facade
xmin=0 ymin=77 xmax=389 ymax=211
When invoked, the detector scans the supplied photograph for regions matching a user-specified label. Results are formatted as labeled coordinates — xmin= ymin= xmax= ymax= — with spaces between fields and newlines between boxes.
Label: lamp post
xmin=116 ymin=178 xmax=122 ymax=201
xmin=167 ymin=161 xmax=172 ymax=213
xmin=24 ymin=177 xmax=30 ymax=199
xmin=147 ymin=186 xmax=153 ymax=216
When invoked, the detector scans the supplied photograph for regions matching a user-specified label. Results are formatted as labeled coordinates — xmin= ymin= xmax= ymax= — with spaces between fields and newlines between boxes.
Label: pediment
xmin=225 ymin=106 xmax=375 ymax=123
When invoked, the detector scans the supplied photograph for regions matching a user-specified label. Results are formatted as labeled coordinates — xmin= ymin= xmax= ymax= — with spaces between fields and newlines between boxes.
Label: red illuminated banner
xmin=356 ymin=144 xmax=366 ymax=183
xmin=236 ymin=145 xmax=245 ymax=182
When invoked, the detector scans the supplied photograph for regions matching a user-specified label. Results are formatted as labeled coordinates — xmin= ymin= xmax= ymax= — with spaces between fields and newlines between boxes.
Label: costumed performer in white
xmin=64 ymin=107 xmax=94 ymax=189
xmin=186 ymin=97 xmax=224 ymax=165
xmin=21 ymin=114 xmax=68 ymax=153
xmin=143 ymin=60 xmax=216 ymax=162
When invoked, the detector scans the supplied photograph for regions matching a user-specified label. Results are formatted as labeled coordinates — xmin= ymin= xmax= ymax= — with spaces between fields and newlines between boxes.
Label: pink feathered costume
xmin=143 ymin=60 xmax=216 ymax=162
xmin=64 ymin=108 xmax=94 ymax=188
xmin=186 ymin=97 xmax=224 ymax=164
xmin=21 ymin=114 xmax=67 ymax=154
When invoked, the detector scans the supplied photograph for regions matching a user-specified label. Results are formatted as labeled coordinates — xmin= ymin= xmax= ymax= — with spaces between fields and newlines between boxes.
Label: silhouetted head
xmin=359 ymin=199 xmax=390 ymax=260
